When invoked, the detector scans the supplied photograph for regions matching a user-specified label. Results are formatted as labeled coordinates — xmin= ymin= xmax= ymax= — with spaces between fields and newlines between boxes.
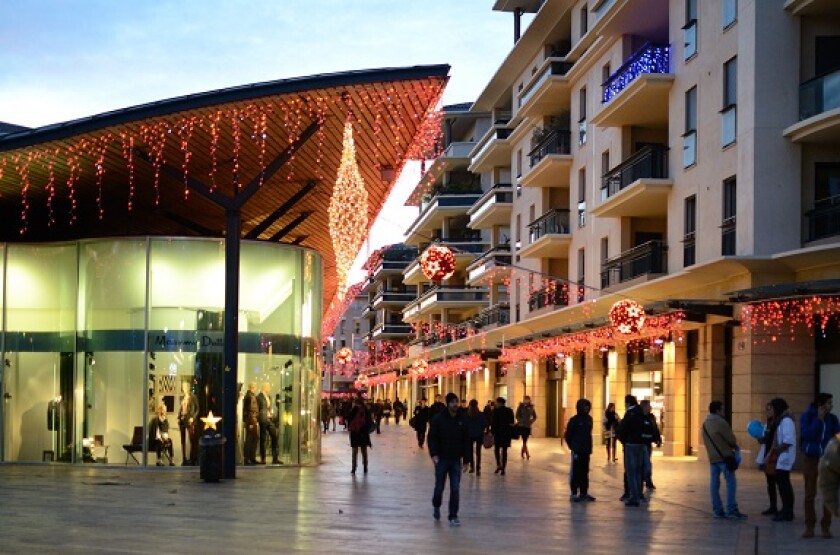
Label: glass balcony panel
xmin=799 ymin=68 xmax=840 ymax=120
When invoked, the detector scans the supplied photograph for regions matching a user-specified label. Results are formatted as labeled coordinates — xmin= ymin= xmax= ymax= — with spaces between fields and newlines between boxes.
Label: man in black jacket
xmin=617 ymin=394 xmax=646 ymax=507
xmin=413 ymin=399 xmax=430 ymax=448
xmin=564 ymin=399 xmax=595 ymax=502
xmin=428 ymin=392 xmax=470 ymax=527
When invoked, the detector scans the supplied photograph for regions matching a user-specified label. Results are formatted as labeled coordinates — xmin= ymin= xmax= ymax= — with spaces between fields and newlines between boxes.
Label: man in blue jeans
xmin=617 ymin=395 xmax=646 ymax=507
xmin=701 ymin=400 xmax=747 ymax=519
xmin=428 ymin=392 xmax=471 ymax=527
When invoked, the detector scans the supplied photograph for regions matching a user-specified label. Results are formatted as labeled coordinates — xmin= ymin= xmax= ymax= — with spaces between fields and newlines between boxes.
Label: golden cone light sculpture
xmin=329 ymin=118 xmax=369 ymax=300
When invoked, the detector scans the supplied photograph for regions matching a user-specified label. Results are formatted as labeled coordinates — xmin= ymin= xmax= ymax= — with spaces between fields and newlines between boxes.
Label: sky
xmin=0 ymin=0 xmax=527 ymax=285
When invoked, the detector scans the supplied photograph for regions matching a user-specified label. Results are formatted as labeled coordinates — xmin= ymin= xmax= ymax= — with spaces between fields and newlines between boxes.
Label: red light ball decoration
xmin=420 ymin=244 xmax=456 ymax=282
xmin=335 ymin=347 xmax=353 ymax=365
xmin=609 ymin=299 xmax=646 ymax=335
xmin=411 ymin=359 xmax=428 ymax=376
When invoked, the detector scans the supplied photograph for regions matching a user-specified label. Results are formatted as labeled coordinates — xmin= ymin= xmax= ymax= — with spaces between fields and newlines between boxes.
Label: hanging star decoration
xmin=329 ymin=115 xmax=369 ymax=300
xmin=201 ymin=410 xmax=222 ymax=431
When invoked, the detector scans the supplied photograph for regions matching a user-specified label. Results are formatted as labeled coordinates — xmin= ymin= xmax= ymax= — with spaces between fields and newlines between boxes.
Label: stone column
xmin=662 ymin=340 xmax=688 ymax=457
xmin=584 ymin=350 xmax=606 ymax=446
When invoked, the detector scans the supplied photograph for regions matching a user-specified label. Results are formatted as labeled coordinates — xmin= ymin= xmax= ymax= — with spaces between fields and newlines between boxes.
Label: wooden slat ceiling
xmin=0 ymin=65 xmax=449 ymax=308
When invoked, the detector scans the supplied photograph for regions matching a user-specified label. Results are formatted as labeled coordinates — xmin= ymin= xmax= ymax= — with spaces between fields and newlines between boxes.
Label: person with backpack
xmin=800 ymin=393 xmax=839 ymax=538
xmin=347 ymin=396 xmax=373 ymax=474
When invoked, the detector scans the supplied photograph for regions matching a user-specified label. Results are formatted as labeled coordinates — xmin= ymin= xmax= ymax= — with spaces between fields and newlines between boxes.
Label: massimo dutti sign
xmin=151 ymin=331 xmax=225 ymax=352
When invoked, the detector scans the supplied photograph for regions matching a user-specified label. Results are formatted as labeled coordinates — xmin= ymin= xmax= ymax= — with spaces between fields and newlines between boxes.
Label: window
xmin=578 ymin=87 xmax=587 ymax=146
xmin=684 ymin=195 xmax=696 ymax=267
xmin=602 ymin=63 xmax=611 ymax=85
xmin=577 ymin=248 xmax=586 ymax=302
xmin=577 ymin=167 xmax=586 ymax=227
xmin=815 ymin=163 xmax=840 ymax=206
xmin=683 ymin=86 xmax=697 ymax=167
xmin=600 ymin=236 xmax=609 ymax=263
xmin=684 ymin=0 xmax=698 ymax=60
xmin=722 ymin=177 xmax=736 ymax=256
xmin=515 ymin=214 xmax=522 ymax=251
xmin=722 ymin=0 xmax=737 ymax=29
xmin=516 ymin=149 xmax=523 ymax=180
xmin=580 ymin=6 xmax=588 ymax=37
xmin=722 ymin=57 xmax=737 ymax=147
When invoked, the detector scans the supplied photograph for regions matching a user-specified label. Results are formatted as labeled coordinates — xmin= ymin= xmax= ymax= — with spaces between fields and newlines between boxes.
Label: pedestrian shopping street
xmin=0 ymin=422 xmax=834 ymax=554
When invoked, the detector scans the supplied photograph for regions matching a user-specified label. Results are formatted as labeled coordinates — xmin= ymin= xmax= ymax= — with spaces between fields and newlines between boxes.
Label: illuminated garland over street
xmin=740 ymin=296 xmax=840 ymax=344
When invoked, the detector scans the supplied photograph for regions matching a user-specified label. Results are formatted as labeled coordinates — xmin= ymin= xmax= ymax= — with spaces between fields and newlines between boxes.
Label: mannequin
xmin=257 ymin=382 xmax=279 ymax=464
xmin=149 ymin=404 xmax=175 ymax=466
xmin=178 ymin=381 xmax=199 ymax=465
xmin=242 ymin=383 xmax=259 ymax=465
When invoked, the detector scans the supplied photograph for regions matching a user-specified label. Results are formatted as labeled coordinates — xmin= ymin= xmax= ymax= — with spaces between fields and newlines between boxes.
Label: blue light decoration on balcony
xmin=602 ymin=43 xmax=670 ymax=104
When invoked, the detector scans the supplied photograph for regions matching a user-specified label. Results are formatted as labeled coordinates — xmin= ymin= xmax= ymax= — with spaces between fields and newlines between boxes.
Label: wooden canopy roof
xmin=0 ymin=65 xmax=449 ymax=307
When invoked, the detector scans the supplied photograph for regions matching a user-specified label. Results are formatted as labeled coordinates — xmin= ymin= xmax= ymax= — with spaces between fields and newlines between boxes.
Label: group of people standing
xmin=701 ymin=392 xmax=840 ymax=539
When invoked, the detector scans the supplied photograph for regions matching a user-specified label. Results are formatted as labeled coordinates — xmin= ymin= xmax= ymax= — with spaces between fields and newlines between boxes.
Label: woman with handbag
xmin=766 ymin=398 xmax=797 ymax=522
xmin=755 ymin=402 xmax=778 ymax=516
xmin=465 ymin=400 xmax=488 ymax=475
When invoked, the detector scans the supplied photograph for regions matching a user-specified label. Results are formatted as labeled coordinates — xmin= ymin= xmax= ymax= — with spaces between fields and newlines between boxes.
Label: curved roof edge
xmin=0 ymin=64 xmax=450 ymax=152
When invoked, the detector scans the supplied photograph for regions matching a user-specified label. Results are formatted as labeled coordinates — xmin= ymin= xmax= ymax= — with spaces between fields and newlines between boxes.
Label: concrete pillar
xmin=663 ymin=340 xmax=688 ymax=457
xmin=584 ymin=350 xmax=606 ymax=446
xmin=611 ymin=346 xmax=628 ymax=409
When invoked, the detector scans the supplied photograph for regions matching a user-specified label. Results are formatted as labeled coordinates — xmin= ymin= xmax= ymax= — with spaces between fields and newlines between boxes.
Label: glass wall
xmin=0 ymin=237 xmax=322 ymax=466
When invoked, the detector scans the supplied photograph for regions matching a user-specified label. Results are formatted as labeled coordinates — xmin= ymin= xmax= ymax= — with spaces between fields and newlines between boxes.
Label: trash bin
xmin=199 ymin=431 xmax=226 ymax=482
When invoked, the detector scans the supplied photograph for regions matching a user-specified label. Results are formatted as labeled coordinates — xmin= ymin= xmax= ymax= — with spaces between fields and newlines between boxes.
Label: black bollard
xmin=199 ymin=431 xmax=227 ymax=482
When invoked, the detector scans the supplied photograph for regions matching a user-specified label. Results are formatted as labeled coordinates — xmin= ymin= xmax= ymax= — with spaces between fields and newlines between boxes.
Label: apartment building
xmin=322 ymin=291 xmax=370 ymax=397
xmin=359 ymin=0 xmax=840 ymax=463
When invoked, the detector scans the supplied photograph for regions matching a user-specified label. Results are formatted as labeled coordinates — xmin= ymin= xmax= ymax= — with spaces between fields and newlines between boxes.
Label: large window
xmin=684 ymin=0 xmax=698 ymax=60
xmin=722 ymin=57 xmax=737 ymax=147
xmin=684 ymin=87 xmax=698 ymax=167
xmin=722 ymin=0 xmax=737 ymax=29
xmin=722 ymin=177 xmax=737 ymax=255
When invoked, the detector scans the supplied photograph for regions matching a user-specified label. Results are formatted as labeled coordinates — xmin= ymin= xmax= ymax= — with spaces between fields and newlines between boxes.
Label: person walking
xmin=383 ymin=399 xmax=393 ymax=425
xmin=701 ymin=400 xmax=746 ymax=520
xmin=756 ymin=402 xmax=778 ymax=516
xmin=819 ymin=431 xmax=840 ymax=519
xmin=321 ymin=398 xmax=331 ymax=433
xmin=640 ymin=400 xmax=662 ymax=491
xmin=491 ymin=397 xmax=514 ymax=475
xmin=465 ymin=399 xmax=487 ymax=475
xmin=617 ymin=395 xmax=646 ymax=507
xmin=413 ymin=398 xmax=430 ymax=448
xmin=347 ymin=397 xmax=373 ymax=474
xmin=800 ymin=392 xmax=839 ymax=538
xmin=515 ymin=396 xmax=537 ymax=460
xmin=393 ymin=397 xmax=405 ymax=425
xmin=602 ymin=402 xmax=620 ymax=463
xmin=329 ymin=400 xmax=338 ymax=432
xmin=565 ymin=398 xmax=595 ymax=502
xmin=428 ymin=392 xmax=471 ymax=527
xmin=766 ymin=397 xmax=796 ymax=522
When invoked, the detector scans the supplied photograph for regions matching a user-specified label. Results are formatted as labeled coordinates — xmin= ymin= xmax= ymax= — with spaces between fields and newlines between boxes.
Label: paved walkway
xmin=0 ymin=422 xmax=836 ymax=554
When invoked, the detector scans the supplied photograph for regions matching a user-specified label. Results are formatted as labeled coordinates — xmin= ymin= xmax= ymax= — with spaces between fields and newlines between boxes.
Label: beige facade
xmin=353 ymin=0 xmax=840 ymax=465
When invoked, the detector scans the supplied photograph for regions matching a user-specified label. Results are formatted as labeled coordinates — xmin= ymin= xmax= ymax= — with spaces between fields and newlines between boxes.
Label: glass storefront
xmin=0 ymin=237 xmax=322 ymax=466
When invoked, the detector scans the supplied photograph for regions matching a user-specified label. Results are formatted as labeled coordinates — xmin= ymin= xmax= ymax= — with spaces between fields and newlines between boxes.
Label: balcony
xmin=372 ymin=288 xmax=417 ymax=309
xmin=804 ymin=199 xmax=840 ymax=243
xmin=469 ymin=126 xmax=513 ymax=173
xmin=600 ymin=240 xmax=667 ymax=289
xmin=520 ymin=130 xmax=573 ymax=189
xmin=591 ymin=43 xmax=673 ymax=128
xmin=785 ymin=0 xmax=840 ymax=15
xmin=472 ymin=303 xmax=510 ymax=329
xmin=784 ymin=69 xmax=840 ymax=143
xmin=404 ymin=189 xmax=482 ymax=244
xmin=360 ymin=302 xmax=374 ymax=320
xmin=402 ymin=286 xmax=490 ymax=322
xmin=519 ymin=209 xmax=572 ymax=259
xmin=468 ymin=184 xmax=514 ymax=228
xmin=466 ymin=246 xmax=512 ymax=285
xmin=516 ymin=58 xmax=575 ymax=121
xmin=591 ymin=0 xmax=669 ymax=38
xmin=592 ymin=145 xmax=672 ymax=218
xmin=370 ymin=322 xmax=413 ymax=339
xmin=528 ymin=283 xmax=570 ymax=312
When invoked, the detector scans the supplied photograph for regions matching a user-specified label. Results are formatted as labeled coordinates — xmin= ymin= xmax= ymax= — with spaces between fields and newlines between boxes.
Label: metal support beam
xmin=269 ymin=211 xmax=313 ymax=242
xmin=244 ymin=180 xmax=317 ymax=239
xmin=223 ymin=208 xmax=241 ymax=480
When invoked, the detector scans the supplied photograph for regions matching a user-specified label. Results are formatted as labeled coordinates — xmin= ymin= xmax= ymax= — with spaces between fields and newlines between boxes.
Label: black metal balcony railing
xmin=420 ymin=232 xmax=488 ymax=254
xmin=528 ymin=284 xmax=570 ymax=311
xmin=375 ymin=323 xmax=413 ymax=335
xmin=601 ymin=145 xmax=669 ymax=200
xmin=474 ymin=304 xmax=510 ymax=328
xmin=528 ymin=208 xmax=571 ymax=243
xmin=600 ymin=240 xmax=667 ymax=288
xmin=804 ymin=198 xmax=840 ymax=242
xmin=469 ymin=245 xmax=513 ymax=268
xmin=529 ymin=129 xmax=572 ymax=167
xmin=799 ymin=68 xmax=840 ymax=120
xmin=602 ymin=43 xmax=671 ymax=103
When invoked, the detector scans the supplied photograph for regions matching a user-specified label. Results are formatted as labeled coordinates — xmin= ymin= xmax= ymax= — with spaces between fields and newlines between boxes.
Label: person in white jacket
xmin=767 ymin=398 xmax=797 ymax=522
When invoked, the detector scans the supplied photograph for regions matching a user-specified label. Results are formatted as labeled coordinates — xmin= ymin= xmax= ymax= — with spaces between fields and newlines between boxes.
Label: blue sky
xmin=0 ymin=0 xmax=527 ymax=285
xmin=0 ymin=0 xmax=519 ymax=127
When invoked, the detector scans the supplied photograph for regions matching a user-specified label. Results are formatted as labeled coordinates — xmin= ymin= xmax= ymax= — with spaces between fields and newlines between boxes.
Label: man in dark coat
xmin=617 ymin=394 xmax=646 ymax=506
xmin=428 ymin=392 xmax=470 ymax=527
xmin=413 ymin=399 xmax=430 ymax=448
xmin=565 ymin=398 xmax=594 ymax=502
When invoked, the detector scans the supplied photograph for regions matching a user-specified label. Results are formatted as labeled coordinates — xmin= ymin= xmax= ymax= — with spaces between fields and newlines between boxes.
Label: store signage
xmin=150 ymin=331 xmax=225 ymax=352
